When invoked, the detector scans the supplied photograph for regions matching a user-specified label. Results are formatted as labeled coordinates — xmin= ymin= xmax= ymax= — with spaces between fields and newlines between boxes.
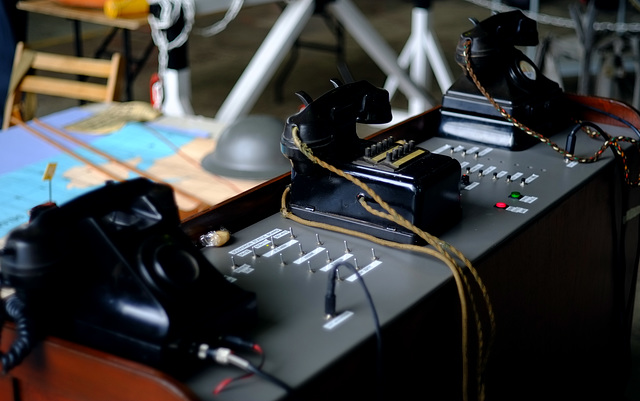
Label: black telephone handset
xmin=440 ymin=10 xmax=567 ymax=150
xmin=0 ymin=178 xmax=256 ymax=372
xmin=281 ymin=80 xmax=462 ymax=244
xmin=282 ymin=79 xmax=392 ymax=167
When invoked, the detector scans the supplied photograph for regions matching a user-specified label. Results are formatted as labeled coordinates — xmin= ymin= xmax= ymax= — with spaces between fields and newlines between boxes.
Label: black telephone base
xmin=287 ymin=144 xmax=462 ymax=244
xmin=440 ymin=108 xmax=541 ymax=151
xmin=440 ymin=74 xmax=567 ymax=151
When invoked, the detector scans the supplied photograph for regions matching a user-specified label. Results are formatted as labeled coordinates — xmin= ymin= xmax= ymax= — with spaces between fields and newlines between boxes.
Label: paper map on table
xmin=0 ymin=107 xmax=264 ymax=240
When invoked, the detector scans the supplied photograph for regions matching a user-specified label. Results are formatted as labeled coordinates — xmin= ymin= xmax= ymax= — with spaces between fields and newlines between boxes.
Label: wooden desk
xmin=17 ymin=0 xmax=153 ymax=100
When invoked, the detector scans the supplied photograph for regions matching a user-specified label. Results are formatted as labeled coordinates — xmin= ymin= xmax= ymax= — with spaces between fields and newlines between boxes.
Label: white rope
xmin=196 ymin=0 xmax=245 ymax=37
xmin=147 ymin=0 xmax=250 ymax=77
xmin=147 ymin=0 xmax=195 ymax=76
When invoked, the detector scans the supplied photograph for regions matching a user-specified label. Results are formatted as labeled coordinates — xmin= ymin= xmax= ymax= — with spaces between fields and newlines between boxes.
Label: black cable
xmin=565 ymin=123 xmax=580 ymax=159
xmin=325 ymin=267 xmax=338 ymax=318
xmin=326 ymin=261 xmax=384 ymax=399
xmin=243 ymin=363 xmax=293 ymax=394
xmin=219 ymin=335 xmax=259 ymax=351
xmin=577 ymin=103 xmax=640 ymax=139
xmin=566 ymin=120 xmax=611 ymax=159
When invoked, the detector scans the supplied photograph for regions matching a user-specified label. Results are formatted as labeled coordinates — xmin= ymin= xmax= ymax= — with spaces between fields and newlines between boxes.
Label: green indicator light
xmin=509 ymin=192 xmax=523 ymax=199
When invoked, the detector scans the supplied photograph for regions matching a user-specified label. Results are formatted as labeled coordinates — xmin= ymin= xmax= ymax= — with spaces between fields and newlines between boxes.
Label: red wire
xmin=213 ymin=378 xmax=234 ymax=395
xmin=212 ymin=343 xmax=265 ymax=396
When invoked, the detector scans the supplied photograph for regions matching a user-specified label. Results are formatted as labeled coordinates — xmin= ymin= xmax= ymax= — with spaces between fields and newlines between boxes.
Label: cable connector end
xmin=325 ymin=293 xmax=336 ymax=319
xmin=197 ymin=343 xmax=209 ymax=360
xmin=197 ymin=344 xmax=232 ymax=365
xmin=213 ymin=347 xmax=233 ymax=365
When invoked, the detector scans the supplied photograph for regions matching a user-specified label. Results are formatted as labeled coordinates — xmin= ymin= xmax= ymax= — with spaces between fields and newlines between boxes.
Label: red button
xmin=495 ymin=202 xmax=508 ymax=209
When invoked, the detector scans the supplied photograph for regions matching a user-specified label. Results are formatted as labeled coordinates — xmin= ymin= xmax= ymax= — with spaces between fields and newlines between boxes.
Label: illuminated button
xmin=509 ymin=191 xmax=523 ymax=199
xmin=495 ymin=202 xmax=508 ymax=209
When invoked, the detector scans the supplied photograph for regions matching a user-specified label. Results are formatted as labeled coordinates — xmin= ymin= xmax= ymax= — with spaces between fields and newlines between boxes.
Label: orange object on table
xmin=104 ymin=0 xmax=149 ymax=18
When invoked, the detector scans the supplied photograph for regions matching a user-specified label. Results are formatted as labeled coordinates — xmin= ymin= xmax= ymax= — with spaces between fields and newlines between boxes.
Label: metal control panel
xmin=186 ymin=126 xmax=625 ymax=401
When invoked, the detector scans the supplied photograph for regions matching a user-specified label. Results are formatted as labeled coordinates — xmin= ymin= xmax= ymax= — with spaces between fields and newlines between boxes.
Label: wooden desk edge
xmin=180 ymin=94 xmax=640 ymax=241
xmin=17 ymin=0 xmax=148 ymax=30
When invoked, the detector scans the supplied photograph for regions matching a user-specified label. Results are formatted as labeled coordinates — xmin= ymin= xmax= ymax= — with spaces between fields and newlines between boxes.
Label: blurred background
xmin=5 ymin=0 xmax=640 ymax=125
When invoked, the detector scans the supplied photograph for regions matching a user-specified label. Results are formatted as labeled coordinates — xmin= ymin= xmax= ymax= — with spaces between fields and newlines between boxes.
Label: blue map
xmin=0 ymin=107 xmax=206 ymax=240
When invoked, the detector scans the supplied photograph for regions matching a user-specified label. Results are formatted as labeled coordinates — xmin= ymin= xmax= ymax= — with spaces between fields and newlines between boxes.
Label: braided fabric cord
xmin=461 ymin=38 xmax=640 ymax=186
xmin=282 ymin=127 xmax=496 ymax=401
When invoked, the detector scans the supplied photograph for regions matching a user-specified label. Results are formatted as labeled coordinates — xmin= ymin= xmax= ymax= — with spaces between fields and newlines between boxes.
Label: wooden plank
xmin=32 ymin=52 xmax=115 ymax=78
xmin=20 ymin=76 xmax=111 ymax=102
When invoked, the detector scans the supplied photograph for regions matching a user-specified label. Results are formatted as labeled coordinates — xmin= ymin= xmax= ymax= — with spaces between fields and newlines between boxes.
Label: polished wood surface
xmin=0 ymin=324 xmax=198 ymax=401
xmin=566 ymin=92 xmax=640 ymax=129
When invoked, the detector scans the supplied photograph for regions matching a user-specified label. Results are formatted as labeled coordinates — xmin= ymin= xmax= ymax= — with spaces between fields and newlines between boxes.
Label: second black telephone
xmin=440 ymin=10 xmax=568 ymax=150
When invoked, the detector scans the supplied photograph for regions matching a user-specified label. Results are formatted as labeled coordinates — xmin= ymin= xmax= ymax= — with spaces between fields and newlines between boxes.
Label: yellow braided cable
xmin=291 ymin=125 xmax=495 ymax=349
xmin=357 ymin=196 xmax=492 ymax=395
xmin=285 ymin=126 xmax=496 ymax=401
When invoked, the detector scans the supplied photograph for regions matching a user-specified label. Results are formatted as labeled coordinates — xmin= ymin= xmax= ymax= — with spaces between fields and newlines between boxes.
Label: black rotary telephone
xmin=0 ymin=178 xmax=256 ymax=372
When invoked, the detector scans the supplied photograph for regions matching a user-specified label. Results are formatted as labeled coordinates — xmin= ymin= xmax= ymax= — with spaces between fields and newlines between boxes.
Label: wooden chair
xmin=2 ymin=41 xmax=124 ymax=130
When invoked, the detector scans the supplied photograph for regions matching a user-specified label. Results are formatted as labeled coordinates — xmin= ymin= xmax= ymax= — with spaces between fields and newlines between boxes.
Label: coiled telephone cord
xmin=0 ymin=295 xmax=35 ymax=374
